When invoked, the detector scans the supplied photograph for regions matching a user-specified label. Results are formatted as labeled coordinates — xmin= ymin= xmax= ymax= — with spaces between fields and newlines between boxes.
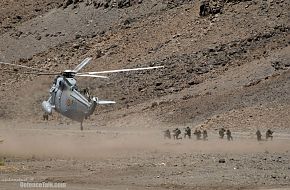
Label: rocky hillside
xmin=0 ymin=0 xmax=289 ymax=129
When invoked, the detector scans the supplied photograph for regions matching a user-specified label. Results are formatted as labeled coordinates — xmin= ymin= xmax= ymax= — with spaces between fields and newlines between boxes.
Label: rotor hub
xmin=63 ymin=70 xmax=76 ymax=78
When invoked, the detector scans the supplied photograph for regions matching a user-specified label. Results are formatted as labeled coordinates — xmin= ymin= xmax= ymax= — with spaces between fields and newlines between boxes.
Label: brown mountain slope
xmin=0 ymin=0 xmax=62 ymax=35
xmin=0 ymin=0 xmax=289 ymax=130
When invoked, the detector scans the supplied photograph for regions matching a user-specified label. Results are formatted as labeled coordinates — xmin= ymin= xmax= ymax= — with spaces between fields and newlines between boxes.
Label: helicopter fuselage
xmin=42 ymin=76 xmax=97 ymax=123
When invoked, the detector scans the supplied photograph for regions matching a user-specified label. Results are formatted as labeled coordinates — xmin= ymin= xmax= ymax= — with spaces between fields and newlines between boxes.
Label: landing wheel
xmin=80 ymin=122 xmax=83 ymax=131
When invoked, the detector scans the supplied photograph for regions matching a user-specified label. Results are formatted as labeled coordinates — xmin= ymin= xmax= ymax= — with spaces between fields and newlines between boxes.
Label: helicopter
xmin=0 ymin=58 xmax=163 ymax=130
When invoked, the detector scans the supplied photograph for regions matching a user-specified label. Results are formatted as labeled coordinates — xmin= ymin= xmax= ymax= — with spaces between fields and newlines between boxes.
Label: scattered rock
xmin=63 ymin=0 xmax=73 ymax=8
xmin=91 ymin=0 xmax=143 ymax=9
xmin=199 ymin=0 xmax=223 ymax=17
xmin=151 ymin=102 xmax=158 ymax=108
xmin=244 ymin=79 xmax=262 ymax=87
xmin=188 ymin=79 xmax=201 ymax=86
xmin=182 ymin=94 xmax=193 ymax=100
xmin=271 ymin=59 xmax=290 ymax=70
xmin=15 ymin=15 xmax=23 ymax=20
xmin=10 ymin=30 xmax=23 ymax=39
xmin=75 ymin=34 xmax=81 ymax=39
xmin=73 ymin=43 xmax=80 ymax=49
xmin=271 ymin=175 xmax=277 ymax=179
xmin=155 ymin=82 xmax=162 ymax=86
xmin=95 ymin=49 xmax=104 ymax=58
xmin=35 ymin=35 xmax=42 ymax=40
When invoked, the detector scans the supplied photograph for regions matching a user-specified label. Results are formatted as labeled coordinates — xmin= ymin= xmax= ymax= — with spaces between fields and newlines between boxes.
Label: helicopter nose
xmin=42 ymin=101 xmax=52 ymax=114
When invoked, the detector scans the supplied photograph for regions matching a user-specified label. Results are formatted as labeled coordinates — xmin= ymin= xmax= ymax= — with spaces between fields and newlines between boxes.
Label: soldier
xmin=256 ymin=129 xmax=262 ymax=141
xmin=266 ymin=129 xmax=274 ymax=141
xmin=202 ymin=129 xmax=208 ymax=141
xmin=164 ymin=129 xmax=171 ymax=139
xmin=173 ymin=128 xmax=182 ymax=140
xmin=219 ymin=128 xmax=226 ymax=139
xmin=184 ymin=127 xmax=192 ymax=139
xmin=193 ymin=129 xmax=202 ymax=140
xmin=43 ymin=113 xmax=49 ymax=121
xmin=226 ymin=129 xmax=233 ymax=141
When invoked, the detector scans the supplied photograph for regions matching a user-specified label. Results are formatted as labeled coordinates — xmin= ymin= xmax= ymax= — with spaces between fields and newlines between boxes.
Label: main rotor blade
xmin=2 ymin=70 xmax=59 ymax=75
xmin=73 ymin=57 xmax=92 ymax=72
xmin=85 ymin=66 xmax=164 ymax=75
xmin=97 ymin=100 xmax=116 ymax=105
xmin=75 ymin=73 xmax=109 ymax=79
xmin=34 ymin=72 xmax=61 ymax=75
xmin=0 ymin=61 xmax=47 ymax=72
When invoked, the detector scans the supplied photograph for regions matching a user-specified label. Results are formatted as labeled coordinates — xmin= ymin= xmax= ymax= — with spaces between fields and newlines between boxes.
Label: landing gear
xmin=43 ymin=113 xmax=49 ymax=121
xmin=80 ymin=121 xmax=83 ymax=131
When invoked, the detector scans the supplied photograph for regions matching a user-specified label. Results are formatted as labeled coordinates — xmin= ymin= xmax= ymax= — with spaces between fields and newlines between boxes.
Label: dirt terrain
xmin=0 ymin=0 xmax=290 ymax=189
xmin=1 ymin=124 xmax=290 ymax=190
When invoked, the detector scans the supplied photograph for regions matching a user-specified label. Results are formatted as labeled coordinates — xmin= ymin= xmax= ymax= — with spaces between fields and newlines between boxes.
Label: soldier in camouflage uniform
xmin=193 ymin=129 xmax=202 ymax=140
xmin=219 ymin=127 xmax=226 ymax=139
xmin=202 ymin=129 xmax=208 ymax=141
xmin=173 ymin=128 xmax=182 ymax=140
xmin=266 ymin=129 xmax=274 ymax=141
xmin=184 ymin=127 xmax=192 ymax=139
xmin=256 ymin=129 xmax=262 ymax=141
xmin=226 ymin=129 xmax=233 ymax=141
xmin=164 ymin=129 xmax=171 ymax=139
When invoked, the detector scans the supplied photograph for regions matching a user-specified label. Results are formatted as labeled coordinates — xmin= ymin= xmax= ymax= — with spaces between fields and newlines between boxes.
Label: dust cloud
xmin=1 ymin=125 xmax=289 ymax=160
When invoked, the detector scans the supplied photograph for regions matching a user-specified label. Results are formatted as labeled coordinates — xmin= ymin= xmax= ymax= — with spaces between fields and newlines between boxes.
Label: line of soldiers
xmin=164 ymin=127 xmax=274 ymax=142
xmin=164 ymin=127 xmax=233 ymax=141
xmin=256 ymin=129 xmax=274 ymax=141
